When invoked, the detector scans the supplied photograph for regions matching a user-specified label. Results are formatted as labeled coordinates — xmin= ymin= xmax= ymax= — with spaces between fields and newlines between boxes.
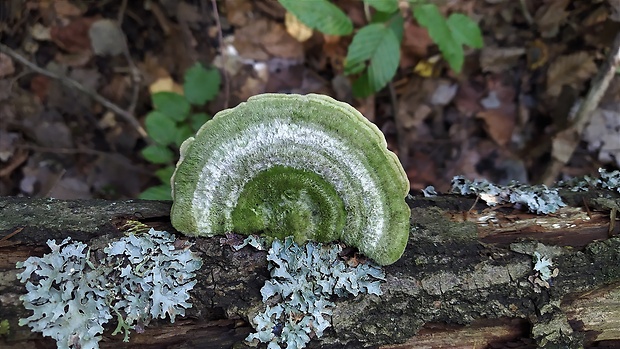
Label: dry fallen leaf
xmin=149 ymin=77 xmax=184 ymax=95
xmin=583 ymin=106 xmax=620 ymax=167
xmin=0 ymin=53 xmax=15 ymax=77
xmin=285 ymin=12 xmax=313 ymax=42
xmin=401 ymin=21 xmax=432 ymax=68
xmin=322 ymin=35 xmax=347 ymax=72
xmin=89 ymin=19 xmax=126 ymax=56
xmin=52 ymin=0 xmax=84 ymax=18
xmin=101 ymin=75 xmax=131 ymax=104
xmin=534 ymin=0 xmax=570 ymax=38
xmin=476 ymin=108 xmax=516 ymax=147
xmin=233 ymin=19 xmax=271 ymax=60
xmin=225 ymin=0 xmax=253 ymax=26
xmin=609 ymin=0 xmax=620 ymax=22
xmin=546 ymin=51 xmax=597 ymax=97
xmin=30 ymin=23 xmax=51 ymax=41
xmin=50 ymin=17 xmax=97 ymax=53
xmin=29 ymin=75 xmax=50 ymax=102
xmin=413 ymin=55 xmax=441 ymax=78
xmin=261 ymin=21 xmax=305 ymax=60
xmin=430 ymin=80 xmax=458 ymax=106
xmin=0 ymin=130 xmax=19 ymax=162
xmin=454 ymin=78 xmax=485 ymax=116
xmin=479 ymin=46 xmax=525 ymax=73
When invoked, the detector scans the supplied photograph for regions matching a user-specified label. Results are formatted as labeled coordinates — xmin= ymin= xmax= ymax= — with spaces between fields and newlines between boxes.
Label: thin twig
xmin=0 ymin=43 xmax=148 ymax=139
xmin=149 ymin=1 xmax=171 ymax=36
xmin=117 ymin=0 xmax=128 ymax=23
xmin=118 ymin=26 xmax=141 ymax=116
xmin=519 ymin=0 xmax=534 ymax=25
xmin=0 ymin=148 xmax=28 ymax=177
xmin=0 ymin=227 xmax=23 ymax=242
xmin=115 ymin=2 xmax=141 ymax=116
xmin=210 ymin=0 xmax=229 ymax=109
xmin=17 ymin=144 xmax=112 ymax=156
xmin=541 ymin=32 xmax=620 ymax=185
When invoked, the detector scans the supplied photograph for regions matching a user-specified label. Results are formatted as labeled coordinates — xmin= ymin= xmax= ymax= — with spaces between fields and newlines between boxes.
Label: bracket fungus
xmin=171 ymin=93 xmax=410 ymax=265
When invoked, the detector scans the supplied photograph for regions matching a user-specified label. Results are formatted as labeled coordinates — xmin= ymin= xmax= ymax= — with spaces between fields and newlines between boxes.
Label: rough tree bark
xmin=1 ymin=189 xmax=620 ymax=349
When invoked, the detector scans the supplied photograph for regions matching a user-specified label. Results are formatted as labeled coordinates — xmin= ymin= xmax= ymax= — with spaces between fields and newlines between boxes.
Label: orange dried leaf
xmin=50 ymin=17 xmax=96 ymax=53
xmin=476 ymin=109 xmax=516 ymax=147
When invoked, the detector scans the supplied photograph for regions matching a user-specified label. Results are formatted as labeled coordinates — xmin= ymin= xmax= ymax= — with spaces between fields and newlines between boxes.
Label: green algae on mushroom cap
xmin=170 ymin=93 xmax=410 ymax=265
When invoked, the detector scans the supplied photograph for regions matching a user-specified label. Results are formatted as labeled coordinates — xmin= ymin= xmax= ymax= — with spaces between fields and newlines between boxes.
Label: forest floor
xmin=1 ymin=0 xmax=619 ymax=199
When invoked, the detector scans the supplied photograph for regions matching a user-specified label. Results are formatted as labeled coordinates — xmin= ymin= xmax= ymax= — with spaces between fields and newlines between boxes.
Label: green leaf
xmin=413 ymin=3 xmax=463 ymax=72
xmin=139 ymin=184 xmax=172 ymax=200
xmin=387 ymin=13 xmax=404 ymax=42
xmin=190 ymin=112 xmax=211 ymax=131
xmin=141 ymin=144 xmax=174 ymax=164
xmin=145 ymin=111 xmax=177 ymax=145
xmin=155 ymin=167 xmax=175 ymax=184
xmin=279 ymin=0 xmax=353 ymax=35
xmin=174 ymin=124 xmax=194 ymax=147
xmin=345 ymin=23 xmax=400 ymax=93
xmin=447 ymin=13 xmax=483 ymax=48
xmin=155 ymin=166 xmax=175 ymax=183
xmin=152 ymin=92 xmax=190 ymax=122
xmin=351 ymin=72 xmax=374 ymax=98
xmin=184 ymin=63 xmax=221 ymax=106
xmin=364 ymin=0 xmax=398 ymax=13
xmin=345 ymin=61 xmax=367 ymax=75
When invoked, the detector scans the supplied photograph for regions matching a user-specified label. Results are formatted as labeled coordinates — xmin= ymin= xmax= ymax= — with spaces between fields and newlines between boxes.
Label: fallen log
xmin=1 ymin=189 xmax=620 ymax=349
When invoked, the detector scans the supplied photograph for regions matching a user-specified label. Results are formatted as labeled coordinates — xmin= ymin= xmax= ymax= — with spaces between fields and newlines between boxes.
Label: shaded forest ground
xmin=1 ymin=0 xmax=620 ymax=199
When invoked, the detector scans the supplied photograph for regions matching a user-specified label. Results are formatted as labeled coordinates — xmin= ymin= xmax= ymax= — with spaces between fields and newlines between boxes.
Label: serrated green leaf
xmin=387 ymin=12 xmax=404 ymax=42
xmin=279 ymin=0 xmax=353 ymax=35
xmin=413 ymin=3 xmax=463 ymax=72
xmin=155 ymin=166 xmax=175 ymax=183
xmin=184 ymin=63 xmax=221 ymax=106
xmin=364 ymin=0 xmax=399 ymax=13
xmin=141 ymin=144 xmax=174 ymax=164
xmin=174 ymin=124 xmax=194 ymax=147
xmin=190 ymin=112 xmax=211 ymax=131
xmin=145 ymin=111 xmax=177 ymax=145
xmin=152 ymin=92 xmax=190 ymax=121
xmin=447 ymin=13 xmax=483 ymax=48
xmin=139 ymin=184 xmax=172 ymax=200
xmin=345 ymin=61 xmax=367 ymax=75
xmin=351 ymin=72 xmax=374 ymax=98
xmin=345 ymin=23 xmax=400 ymax=93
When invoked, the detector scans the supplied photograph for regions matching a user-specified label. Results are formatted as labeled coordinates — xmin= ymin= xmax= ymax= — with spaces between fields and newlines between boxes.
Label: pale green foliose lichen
xmin=241 ymin=236 xmax=385 ymax=349
xmin=555 ymin=168 xmax=620 ymax=193
xmin=596 ymin=168 xmax=620 ymax=193
xmin=451 ymin=176 xmax=566 ymax=214
xmin=532 ymin=251 xmax=557 ymax=282
xmin=171 ymin=93 xmax=410 ymax=265
xmin=16 ymin=229 xmax=202 ymax=349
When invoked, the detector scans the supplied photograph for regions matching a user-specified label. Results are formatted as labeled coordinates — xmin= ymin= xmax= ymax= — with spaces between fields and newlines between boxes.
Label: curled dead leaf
xmin=526 ymin=39 xmax=548 ymax=70
xmin=546 ymin=51 xmax=597 ymax=97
